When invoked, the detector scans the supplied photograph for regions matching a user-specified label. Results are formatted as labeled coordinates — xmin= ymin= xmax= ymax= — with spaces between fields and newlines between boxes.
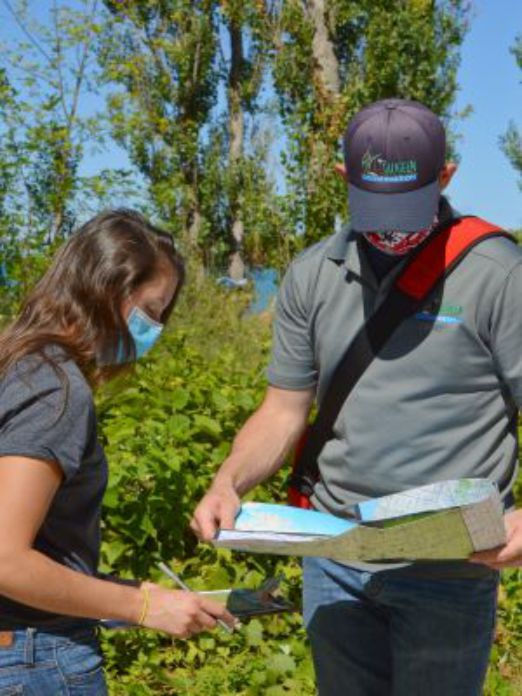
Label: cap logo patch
xmin=361 ymin=149 xmax=417 ymax=184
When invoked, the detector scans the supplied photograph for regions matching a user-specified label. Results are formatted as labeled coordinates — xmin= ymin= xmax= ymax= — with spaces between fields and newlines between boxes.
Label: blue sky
xmin=449 ymin=0 xmax=521 ymax=229
xmin=0 ymin=1 xmax=520 ymax=229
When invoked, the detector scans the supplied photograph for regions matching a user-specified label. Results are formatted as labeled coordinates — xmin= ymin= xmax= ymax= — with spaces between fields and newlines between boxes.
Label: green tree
xmin=0 ymin=0 xmax=141 ymax=307
xmin=500 ymin=35 xmax=522 ymax=190
xmin=101 ymin=0 xmax=282 ymax=274
xmin=100 ymin=0 xmax=219 ymax=255
xmin=270 ymin=0 xmax=470 ymax=246
xmin=0 ymin=0 xmax=103 ymax=239
xmin=221 ymin=0 xmax=265 ymax=279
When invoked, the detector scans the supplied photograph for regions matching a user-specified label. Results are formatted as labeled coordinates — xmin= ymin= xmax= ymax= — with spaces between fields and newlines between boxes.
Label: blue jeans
xmin=303 ymin=557 xmax=499 ymax=696
xmin=0 ymin=625 xmax=107 ymax=695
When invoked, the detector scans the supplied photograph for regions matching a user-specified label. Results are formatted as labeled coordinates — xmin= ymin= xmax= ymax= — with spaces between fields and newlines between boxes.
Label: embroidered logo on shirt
xmin=414 ymin=300 xmax=464 ymax=326
xmin=415 ymin=312 xmax=463 ymax=325
xmin=422 ymin=300 xmax=463 ymax=316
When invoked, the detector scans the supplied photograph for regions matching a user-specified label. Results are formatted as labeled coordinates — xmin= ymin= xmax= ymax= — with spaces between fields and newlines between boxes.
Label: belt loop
xmin=24 ymin=627 xmax=36 ymax=666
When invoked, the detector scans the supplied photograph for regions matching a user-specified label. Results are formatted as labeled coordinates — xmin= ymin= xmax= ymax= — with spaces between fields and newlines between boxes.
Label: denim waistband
xmin=0 ymin=619 xmax=98 ymax=636
xmin=0 ymin=626 xmax=98 ymax=664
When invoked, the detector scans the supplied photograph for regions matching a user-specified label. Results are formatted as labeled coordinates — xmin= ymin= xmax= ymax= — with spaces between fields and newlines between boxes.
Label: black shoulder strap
xmin=290 ymin=216 xmax=511 ymax=499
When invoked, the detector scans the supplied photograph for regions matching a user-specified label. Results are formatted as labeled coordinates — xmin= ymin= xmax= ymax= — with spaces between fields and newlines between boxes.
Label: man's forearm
xmin=212 ymin=389 xmax=313 ymax=495
xmin=191 ymin=387 xmax=314 ymax=540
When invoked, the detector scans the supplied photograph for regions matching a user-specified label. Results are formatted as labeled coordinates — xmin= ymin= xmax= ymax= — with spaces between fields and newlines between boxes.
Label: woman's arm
xmin=0 ymin=456 xmax=235 ymax=636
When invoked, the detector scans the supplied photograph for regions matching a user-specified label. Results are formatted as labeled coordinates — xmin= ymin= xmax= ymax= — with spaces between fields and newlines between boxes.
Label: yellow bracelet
xmin=138 ymin=585 xmax=151 ymax=626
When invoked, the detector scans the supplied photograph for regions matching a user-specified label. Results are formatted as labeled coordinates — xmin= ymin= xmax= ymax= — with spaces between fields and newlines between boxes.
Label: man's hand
xmin=190 ymin=387 xmax=314 ymax=542
xmin=190 ymin=482 xmax=240 ymax=542
xmin=470 ymin=509 xmax=522 ymax=569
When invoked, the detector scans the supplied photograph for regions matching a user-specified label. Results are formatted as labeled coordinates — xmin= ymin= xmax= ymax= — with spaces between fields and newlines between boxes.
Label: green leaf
xmin=167 ymin=414 xmax=192 ymax=439
xmin=193 ymin=414 xmax=222 ymax=438
xmin=171 ymin=388 xmax=190 ymax=410
xmin=245 ymin=619 xmax=264 ymax=647
xmin=103 ymin=539 xmax=127 ymax=566
xmin=266 ymin=653 xmax=296 ymax=676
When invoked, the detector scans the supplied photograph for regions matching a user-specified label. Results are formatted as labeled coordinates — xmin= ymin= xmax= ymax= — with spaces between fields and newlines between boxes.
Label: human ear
xmin=334 ymin=162 xmax=349 ymax=183
xmin=120 ymin=295 xmax=134 ymax=323
xmin=438 ymin=162 xmax=457 ymax=190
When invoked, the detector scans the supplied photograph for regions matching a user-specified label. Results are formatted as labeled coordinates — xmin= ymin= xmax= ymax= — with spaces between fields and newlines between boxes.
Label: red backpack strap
xmin=396 ymin=217 xmax=508 ymax=301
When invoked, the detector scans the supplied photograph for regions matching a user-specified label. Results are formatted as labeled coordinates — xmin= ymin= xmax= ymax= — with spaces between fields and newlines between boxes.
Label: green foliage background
xmin=96 ymin=281 xmax=315 ymax=695
xmin=93 ymin=278 xmax=522 ymax=695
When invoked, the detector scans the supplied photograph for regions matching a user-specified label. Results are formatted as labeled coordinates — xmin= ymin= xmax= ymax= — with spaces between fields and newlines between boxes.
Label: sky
xmin=0 ymin=0 xmax=520 ymax=229
xmin=448 ymin=0 xmax=521 ymax=229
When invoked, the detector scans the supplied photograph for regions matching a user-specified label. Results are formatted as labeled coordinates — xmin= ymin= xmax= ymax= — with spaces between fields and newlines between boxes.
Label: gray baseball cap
xmin=343 ymin=98 xmax=446 ymax=232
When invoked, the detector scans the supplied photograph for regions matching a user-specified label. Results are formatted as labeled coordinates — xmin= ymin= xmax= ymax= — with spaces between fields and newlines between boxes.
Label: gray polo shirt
xmin=268 ymin=206 xmax=522 ymax=519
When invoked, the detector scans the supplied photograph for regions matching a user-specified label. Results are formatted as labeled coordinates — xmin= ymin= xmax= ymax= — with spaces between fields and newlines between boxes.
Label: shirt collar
xmin=325 ymin=223 xmax=356 ymax=263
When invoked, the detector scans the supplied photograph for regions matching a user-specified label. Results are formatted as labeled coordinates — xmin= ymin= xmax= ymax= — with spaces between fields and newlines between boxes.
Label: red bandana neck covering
xmin=363 ymin=218 xmax=438 ymax=256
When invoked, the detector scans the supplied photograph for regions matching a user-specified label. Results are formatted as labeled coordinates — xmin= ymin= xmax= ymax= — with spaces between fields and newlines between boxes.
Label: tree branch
xmin=1 ymin=0 xmax=54 ymax=66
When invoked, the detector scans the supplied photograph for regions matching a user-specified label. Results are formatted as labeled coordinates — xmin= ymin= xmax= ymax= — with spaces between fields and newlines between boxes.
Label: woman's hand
xmin=139 ymin=582 xmax=237 ymax=637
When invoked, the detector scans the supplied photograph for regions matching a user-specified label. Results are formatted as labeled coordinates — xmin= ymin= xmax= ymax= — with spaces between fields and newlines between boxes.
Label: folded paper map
xmin=213 ymin=479 xmax=507 ymax=562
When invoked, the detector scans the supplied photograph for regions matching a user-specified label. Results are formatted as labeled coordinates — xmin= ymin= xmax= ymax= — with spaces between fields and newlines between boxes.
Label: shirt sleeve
xmin=489 ymin=262 xmax=522 ymax=407
xmin=266 ymin=262 xmax=318 ymax=390
xmin=0 ymin=360 xmax=94 ymax=481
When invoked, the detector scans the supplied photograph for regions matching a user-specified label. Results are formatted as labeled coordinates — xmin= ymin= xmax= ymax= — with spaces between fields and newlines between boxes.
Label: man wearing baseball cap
xmin=192 ymin=98 xmax=522 ymax=694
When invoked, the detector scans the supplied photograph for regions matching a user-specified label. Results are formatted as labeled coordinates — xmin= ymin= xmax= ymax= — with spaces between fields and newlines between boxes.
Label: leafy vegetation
xmin=97 ymin=279 xmax=316 ymax=695
xmin=500 ymin=34 xmax=522 ymax=191
xmin=271 ymin=0 xmax=470 ymax=246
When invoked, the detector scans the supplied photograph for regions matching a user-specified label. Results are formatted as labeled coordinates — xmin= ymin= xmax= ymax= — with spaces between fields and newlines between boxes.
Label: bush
xmin=98 ymin=278 xmax=315 ymax=695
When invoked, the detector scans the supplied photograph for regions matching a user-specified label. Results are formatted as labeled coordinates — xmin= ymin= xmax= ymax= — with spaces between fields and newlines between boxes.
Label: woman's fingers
xmin=198 ymin=596 xmax=236 ymax=628
xmin=143 ymin=586 xmax=238 ymax=637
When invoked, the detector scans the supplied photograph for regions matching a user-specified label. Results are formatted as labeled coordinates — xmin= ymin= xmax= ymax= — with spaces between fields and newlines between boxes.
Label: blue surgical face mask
xmin=125 ymin=306 xmax=164 ymax=360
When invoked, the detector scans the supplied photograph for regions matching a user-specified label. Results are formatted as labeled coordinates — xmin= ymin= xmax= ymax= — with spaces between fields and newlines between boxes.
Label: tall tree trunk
xmin=306 ymin=0 xmax=341 ymax=233
xmin=227 ymin=17 xmax=245 ymax=281
xmin=308 ymin=0 xmax=340 ymax=99
xmin=187 ymin=199 xmax=202 ymax=249
xmin=179 ymin=123 xmax=203 ymax=255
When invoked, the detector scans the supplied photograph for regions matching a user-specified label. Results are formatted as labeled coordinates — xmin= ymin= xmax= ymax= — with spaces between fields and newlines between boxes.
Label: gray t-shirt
xmin=0 ymin=349 xmax=108 ymax=627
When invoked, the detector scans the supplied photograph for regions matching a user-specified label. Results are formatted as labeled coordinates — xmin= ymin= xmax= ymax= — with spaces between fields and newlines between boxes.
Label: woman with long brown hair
xmin=0 ymin=210 xmax=235 ymax=695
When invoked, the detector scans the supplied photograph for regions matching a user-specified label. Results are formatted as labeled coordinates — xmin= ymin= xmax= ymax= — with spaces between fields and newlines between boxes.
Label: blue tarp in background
xmin=216 ymin=268 xmax=279 ymax=315
xmin=249 ymin=268 xmax=278 ymax=314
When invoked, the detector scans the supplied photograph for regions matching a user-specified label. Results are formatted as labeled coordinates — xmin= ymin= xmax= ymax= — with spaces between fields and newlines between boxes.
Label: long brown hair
xmin=0 ymin=209 xmax=185 ymax=386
